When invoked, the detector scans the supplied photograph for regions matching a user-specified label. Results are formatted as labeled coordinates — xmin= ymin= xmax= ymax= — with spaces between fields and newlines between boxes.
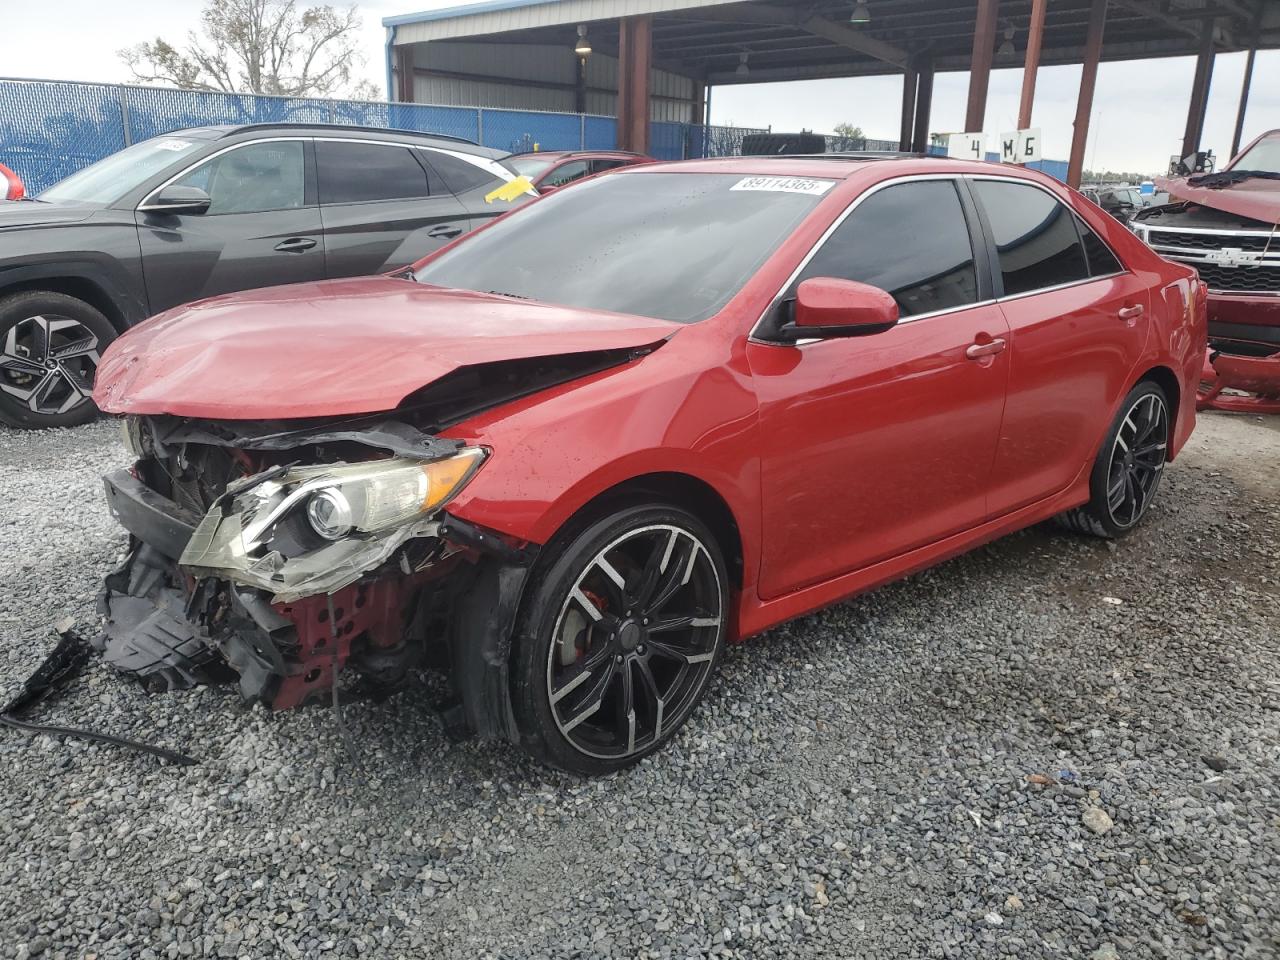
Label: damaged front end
xmin=1141 ymin=164 xmax=1280 ymax=414
xmin=98 ymin=413 xmax=535 ymax=737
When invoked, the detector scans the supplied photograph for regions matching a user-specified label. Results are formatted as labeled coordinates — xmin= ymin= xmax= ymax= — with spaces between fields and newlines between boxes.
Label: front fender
xmin=440 ymin=339 xmax=762 ymax=587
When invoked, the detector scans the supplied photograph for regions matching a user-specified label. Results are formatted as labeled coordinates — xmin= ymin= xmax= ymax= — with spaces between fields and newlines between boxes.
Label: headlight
xmin=1130 ymin=223 xmax=1149 ymax=242
xmin=181 ymin=447 xmax=487 ymax=600
xmin=294 ymin=451 xmax=486 ymax=541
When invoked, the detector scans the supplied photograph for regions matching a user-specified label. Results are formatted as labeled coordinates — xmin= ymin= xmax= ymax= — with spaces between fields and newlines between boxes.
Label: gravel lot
xmin=1 ymin=412 xmax=1277 ymax=960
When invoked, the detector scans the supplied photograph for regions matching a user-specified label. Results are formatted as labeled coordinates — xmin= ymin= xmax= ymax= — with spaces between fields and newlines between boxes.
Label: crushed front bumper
xmin=96 ymin=466 xmax=535 ymax=736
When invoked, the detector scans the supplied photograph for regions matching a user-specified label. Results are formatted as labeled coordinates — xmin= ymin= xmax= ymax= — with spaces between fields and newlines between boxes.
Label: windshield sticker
xmin=155 ymin=139 xmax=193 ymax=151
xmin=485 ymin=175 xmax=538 ymax=204
xmin=730 ymin=176 xmax=835 ymax=196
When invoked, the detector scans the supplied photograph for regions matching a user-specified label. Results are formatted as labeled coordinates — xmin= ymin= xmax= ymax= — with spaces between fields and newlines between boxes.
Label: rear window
xmin=503 ymin=154 xmax=559 ymax=180
xmin=316 ymin=141 xmax=429 ymax=204
xmin=972 ymin=180 xmax=1089 ymax=297
xmin=415 ymin=172 xmax=829 ymax=323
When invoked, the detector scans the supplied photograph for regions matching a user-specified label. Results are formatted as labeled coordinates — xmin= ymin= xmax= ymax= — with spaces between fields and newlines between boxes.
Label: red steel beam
xmin=1018 ymin=0 xmax=1048 ymax=129
xmin=1181 ymin=18 xmax=1217 ymax=161
xmin=394 ymin=46 xmax=415 ymax=103
xmin=965 ymin=0 xmax=1000 ymax=132
xmin=617 ymin=16 xmax=654 ymax=154
xmin=1068 ymin=0 xmax=1109 ymax=188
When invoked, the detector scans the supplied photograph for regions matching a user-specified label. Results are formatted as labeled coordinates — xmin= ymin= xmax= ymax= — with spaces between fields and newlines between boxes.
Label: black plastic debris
xmin=1 ymin=620 xmax=196 ymax=766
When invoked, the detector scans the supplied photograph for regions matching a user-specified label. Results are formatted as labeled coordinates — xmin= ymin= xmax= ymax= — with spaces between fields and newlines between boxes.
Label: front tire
xmin=1055 ymin=381 xmax=1170 ymax=539
xmin=512 ymin=503 xmax=728 ymax=775
xmin=0 ymin=291 xmax=114 ymax=429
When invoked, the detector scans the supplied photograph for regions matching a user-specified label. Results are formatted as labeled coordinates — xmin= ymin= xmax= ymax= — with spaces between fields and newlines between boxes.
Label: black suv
xmin=0 ymin=124 xmax=527 ymax=428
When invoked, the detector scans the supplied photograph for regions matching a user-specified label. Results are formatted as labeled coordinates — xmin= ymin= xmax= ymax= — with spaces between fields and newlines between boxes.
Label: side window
xmin=173 ymin=141 xmax=305 ymax=215
xmin=422 ymin=150 xmax=503 ymax=195
xmin=591 ymin=158 xmax=629 ymax=173
xmin=543 ymin=159 xmax=590 ymax=188
xmin=316 ymin=141 xmax=429 ymax=204
xmin=794 ymin=180 xmax=978 ymax=318
xmin=1078 ymin=219 xmax=1123 ymax=276
xmin=972 ymin=180 xmax=1089 ymax=296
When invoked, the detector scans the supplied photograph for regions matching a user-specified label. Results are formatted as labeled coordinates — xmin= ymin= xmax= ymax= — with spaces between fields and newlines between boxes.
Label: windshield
xmin=502 ymin=154 xmax=561 ymax=180
xmin=40 ymin=137 xmax=206 ymax=204
xmin=414 ymin=172 xmax=830 ymax=323
xmin=1230 ymin=135 xmax=1280 ymax=174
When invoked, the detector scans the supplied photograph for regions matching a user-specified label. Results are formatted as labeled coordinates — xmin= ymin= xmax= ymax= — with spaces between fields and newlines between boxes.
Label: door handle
xmin=427 ymin=224 xmax=464 ymax=239
xmin=965 ymin=338 xmax=1007 ymax=360
xmin=1118 ymin=304 xmax=1145 ymax=324
xmin=274 ymin=237 xmax=317 ymax=253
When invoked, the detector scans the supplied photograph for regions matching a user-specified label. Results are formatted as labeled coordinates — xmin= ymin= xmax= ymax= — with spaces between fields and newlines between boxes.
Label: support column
xmin=1181 ymin=18 xmax=1216 ymax=162
xmin=965 ymin=0 xmax=999 ymax=132
xmin=616 ymin=15 xmax=653 ymax=154
xmin=1067 ymin=0 xmax=1107 ymax=189
xmin=574 ymin=54 xmax=587 ymax=115
xmin=899 ymin=67 xmax=918 ymax=151
xmin=394 ymin=45 xmax=414 ymax=103
xmin=1018 ymin=0 xmax=1047 ymax=129
xmin=911 ymin=60 xmax=934 ymax=153
xmin=1230 ymin=43 xmax=1257 ymax=158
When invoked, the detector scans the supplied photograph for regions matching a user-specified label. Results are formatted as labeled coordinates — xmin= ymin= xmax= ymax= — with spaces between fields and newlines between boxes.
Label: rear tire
xmin=512 ymin=503 xmax=728 ymax=775
xmin=0 ymin=291 xmax=114 ymax=429
xmin=1054 ymin=381 xmax=1170 ymax=539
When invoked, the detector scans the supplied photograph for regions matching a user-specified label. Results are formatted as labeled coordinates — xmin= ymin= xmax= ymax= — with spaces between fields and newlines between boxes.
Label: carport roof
xmin=385 ymin=0 xmax=1280 ymax=85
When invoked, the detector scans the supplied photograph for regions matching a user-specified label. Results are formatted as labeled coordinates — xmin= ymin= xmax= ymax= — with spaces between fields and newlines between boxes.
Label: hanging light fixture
xmin=997 ymin=23 xmax=1016 ymax=57
xmin=574 ymin=24 xmax=591 ymax=57
xmin=849 ymin=1 xmax=871 ymax=24
xmin=736 ymin=52 xmax=750 ymax=76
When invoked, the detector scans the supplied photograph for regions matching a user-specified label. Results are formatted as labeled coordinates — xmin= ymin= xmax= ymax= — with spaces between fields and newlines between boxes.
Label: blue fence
xmin=0 ymin=78 xmax=766 ymax=194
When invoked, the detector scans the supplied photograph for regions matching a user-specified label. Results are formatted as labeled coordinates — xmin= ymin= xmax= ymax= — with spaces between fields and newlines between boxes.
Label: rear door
xmin=968 ymin=177 xmax=1151 ymax=515
xmin=315 ymin=139 xmax=469 ymax=277
xmin=136 ymin=138 xmax=324 ymax=313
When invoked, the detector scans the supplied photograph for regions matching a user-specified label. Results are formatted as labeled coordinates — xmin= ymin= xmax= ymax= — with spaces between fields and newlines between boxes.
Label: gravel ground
xmin=1 ymin=412 xmax=1278 ymax=960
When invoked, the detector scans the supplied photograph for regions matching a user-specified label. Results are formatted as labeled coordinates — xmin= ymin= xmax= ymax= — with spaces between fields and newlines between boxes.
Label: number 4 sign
xmin=947 ymin=133 xmax=986 ymax=160
xmin=999 ymin=128 xmax=1042 ymax=164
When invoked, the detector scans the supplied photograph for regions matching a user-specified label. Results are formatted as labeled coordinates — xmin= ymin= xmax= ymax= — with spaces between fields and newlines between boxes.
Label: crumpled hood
xmin=1155 ymin=175 xmax=1280 ymax=226
xmin=94 ymin=276 xmax=680 ymax=419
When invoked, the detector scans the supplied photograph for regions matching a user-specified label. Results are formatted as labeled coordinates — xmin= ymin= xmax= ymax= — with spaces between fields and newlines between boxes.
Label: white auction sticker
xmin=155 ymin=139 xmax=193 ymax=151
xmin=730 ymin=176 xmax=835 ymax=196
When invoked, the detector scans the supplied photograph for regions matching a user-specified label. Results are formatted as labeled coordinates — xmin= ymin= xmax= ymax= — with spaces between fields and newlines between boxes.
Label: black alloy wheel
xmin=0 ymin=291 xmax=114 ymax=428
xmin=514 ymin=505 xmax=728 ymax=774
xmin=1056 ymin=381 xmax=1170 ymax=539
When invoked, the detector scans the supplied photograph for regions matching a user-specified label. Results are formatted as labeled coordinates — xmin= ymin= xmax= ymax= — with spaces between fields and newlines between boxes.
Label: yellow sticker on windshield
xmin=485 ymin=176 xmax=537 ymax=204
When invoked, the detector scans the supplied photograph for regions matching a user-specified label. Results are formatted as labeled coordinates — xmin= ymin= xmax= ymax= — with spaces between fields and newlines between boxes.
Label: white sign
xmin=999 ymin=128 xmax=1042 ymax=164
xmin=730 ymin=176 xmax=835 ymax=196
xmin=947 ymin=132 xmax=986 ymax=161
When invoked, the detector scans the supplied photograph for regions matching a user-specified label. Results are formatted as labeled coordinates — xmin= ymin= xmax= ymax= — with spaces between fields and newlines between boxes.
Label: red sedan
xmin=501 ymin=149 xmax=654 ymax=192
xmin=94 ymin=156 xmax=1205 ymax=774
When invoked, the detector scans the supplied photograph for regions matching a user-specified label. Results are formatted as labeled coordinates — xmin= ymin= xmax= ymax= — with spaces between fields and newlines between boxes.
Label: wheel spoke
xmin=645 ymin=539 xmax=700 ymax=616
xmin=633 ymin=657 xmax=667 ymax=744
xmin=618 ymin=658 xmax=635 ymax=752
xmin=24 ymin=316 xmax=50 ymax=365
xmin=0 ymin=353 xmax=43 ymax=377
xmin=647 ymin=637 xmax=715 ymax=665
xmin=50 ymin=335 xmax=99 ymax=361
xmin=558 ymin=658 xmax=617 ymax=733
xmin=630 ymin=529 xmax=677 ymax=608
xmin=648 ymin=612 xmax=720 ymax=633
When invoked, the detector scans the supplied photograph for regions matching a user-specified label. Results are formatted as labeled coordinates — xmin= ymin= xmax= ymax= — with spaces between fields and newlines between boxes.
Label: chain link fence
xmin=0 ymin=78 xmax=767 ymax=194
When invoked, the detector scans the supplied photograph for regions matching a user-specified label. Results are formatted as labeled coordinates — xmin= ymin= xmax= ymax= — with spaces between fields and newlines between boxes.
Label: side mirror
xmin=783 ymin=277 xmax=899 ymax=340
xmin=139 ymin=185 xmax=211 ymax=215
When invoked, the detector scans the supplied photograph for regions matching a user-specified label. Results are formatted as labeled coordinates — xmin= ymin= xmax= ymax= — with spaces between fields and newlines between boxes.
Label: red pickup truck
xmin=1136 ymin=130 xmax=1280 ymax=413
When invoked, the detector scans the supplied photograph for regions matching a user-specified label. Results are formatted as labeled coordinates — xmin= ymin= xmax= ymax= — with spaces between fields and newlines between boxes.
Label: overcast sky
xmin=3 ymin=0 xmax=1278 ymax=176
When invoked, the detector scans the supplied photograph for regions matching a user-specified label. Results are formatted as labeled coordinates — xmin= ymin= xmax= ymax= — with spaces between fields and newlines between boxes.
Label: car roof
xmin=507 ymin=149 xmax=647 ymax=161
xmin=164 ymin=123 xmax=501 ymax=158
xmin=622 ymin=153 xmax=1063 ymax=184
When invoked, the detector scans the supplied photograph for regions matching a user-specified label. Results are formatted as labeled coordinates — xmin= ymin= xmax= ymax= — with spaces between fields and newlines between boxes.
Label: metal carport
xmin=383 ymin=0 xmax=1280 ymax=186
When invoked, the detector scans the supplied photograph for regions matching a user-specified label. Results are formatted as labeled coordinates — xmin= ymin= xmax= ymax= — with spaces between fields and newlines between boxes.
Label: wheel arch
xmin=541 ymin=471 xmax=746 ymax=594
xmin=0 ymin=274 xmax=129 ymax=333
xmin=1134 ymin=364 xmax=1181 ymax=451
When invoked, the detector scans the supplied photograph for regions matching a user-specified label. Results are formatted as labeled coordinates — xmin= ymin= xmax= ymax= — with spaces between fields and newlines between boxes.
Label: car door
xmin=967 ymin=177 xmax=1151 ymax=516
xmin=747 ymin=178 xmax=1011 ymax=599
xmin=314 ymin=139 xmax=470 ymax=277
xmin=135 ymin=139 xmax=324 ymax=314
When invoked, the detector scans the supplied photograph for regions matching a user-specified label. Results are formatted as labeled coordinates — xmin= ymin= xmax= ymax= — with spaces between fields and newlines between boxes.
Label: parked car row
xmin=0 ymin=127 xmax=653 ymax=428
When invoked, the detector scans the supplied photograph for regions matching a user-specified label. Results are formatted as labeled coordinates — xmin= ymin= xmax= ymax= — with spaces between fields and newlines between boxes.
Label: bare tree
xmin=120 ymin=0 xmax=373 ymax=99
